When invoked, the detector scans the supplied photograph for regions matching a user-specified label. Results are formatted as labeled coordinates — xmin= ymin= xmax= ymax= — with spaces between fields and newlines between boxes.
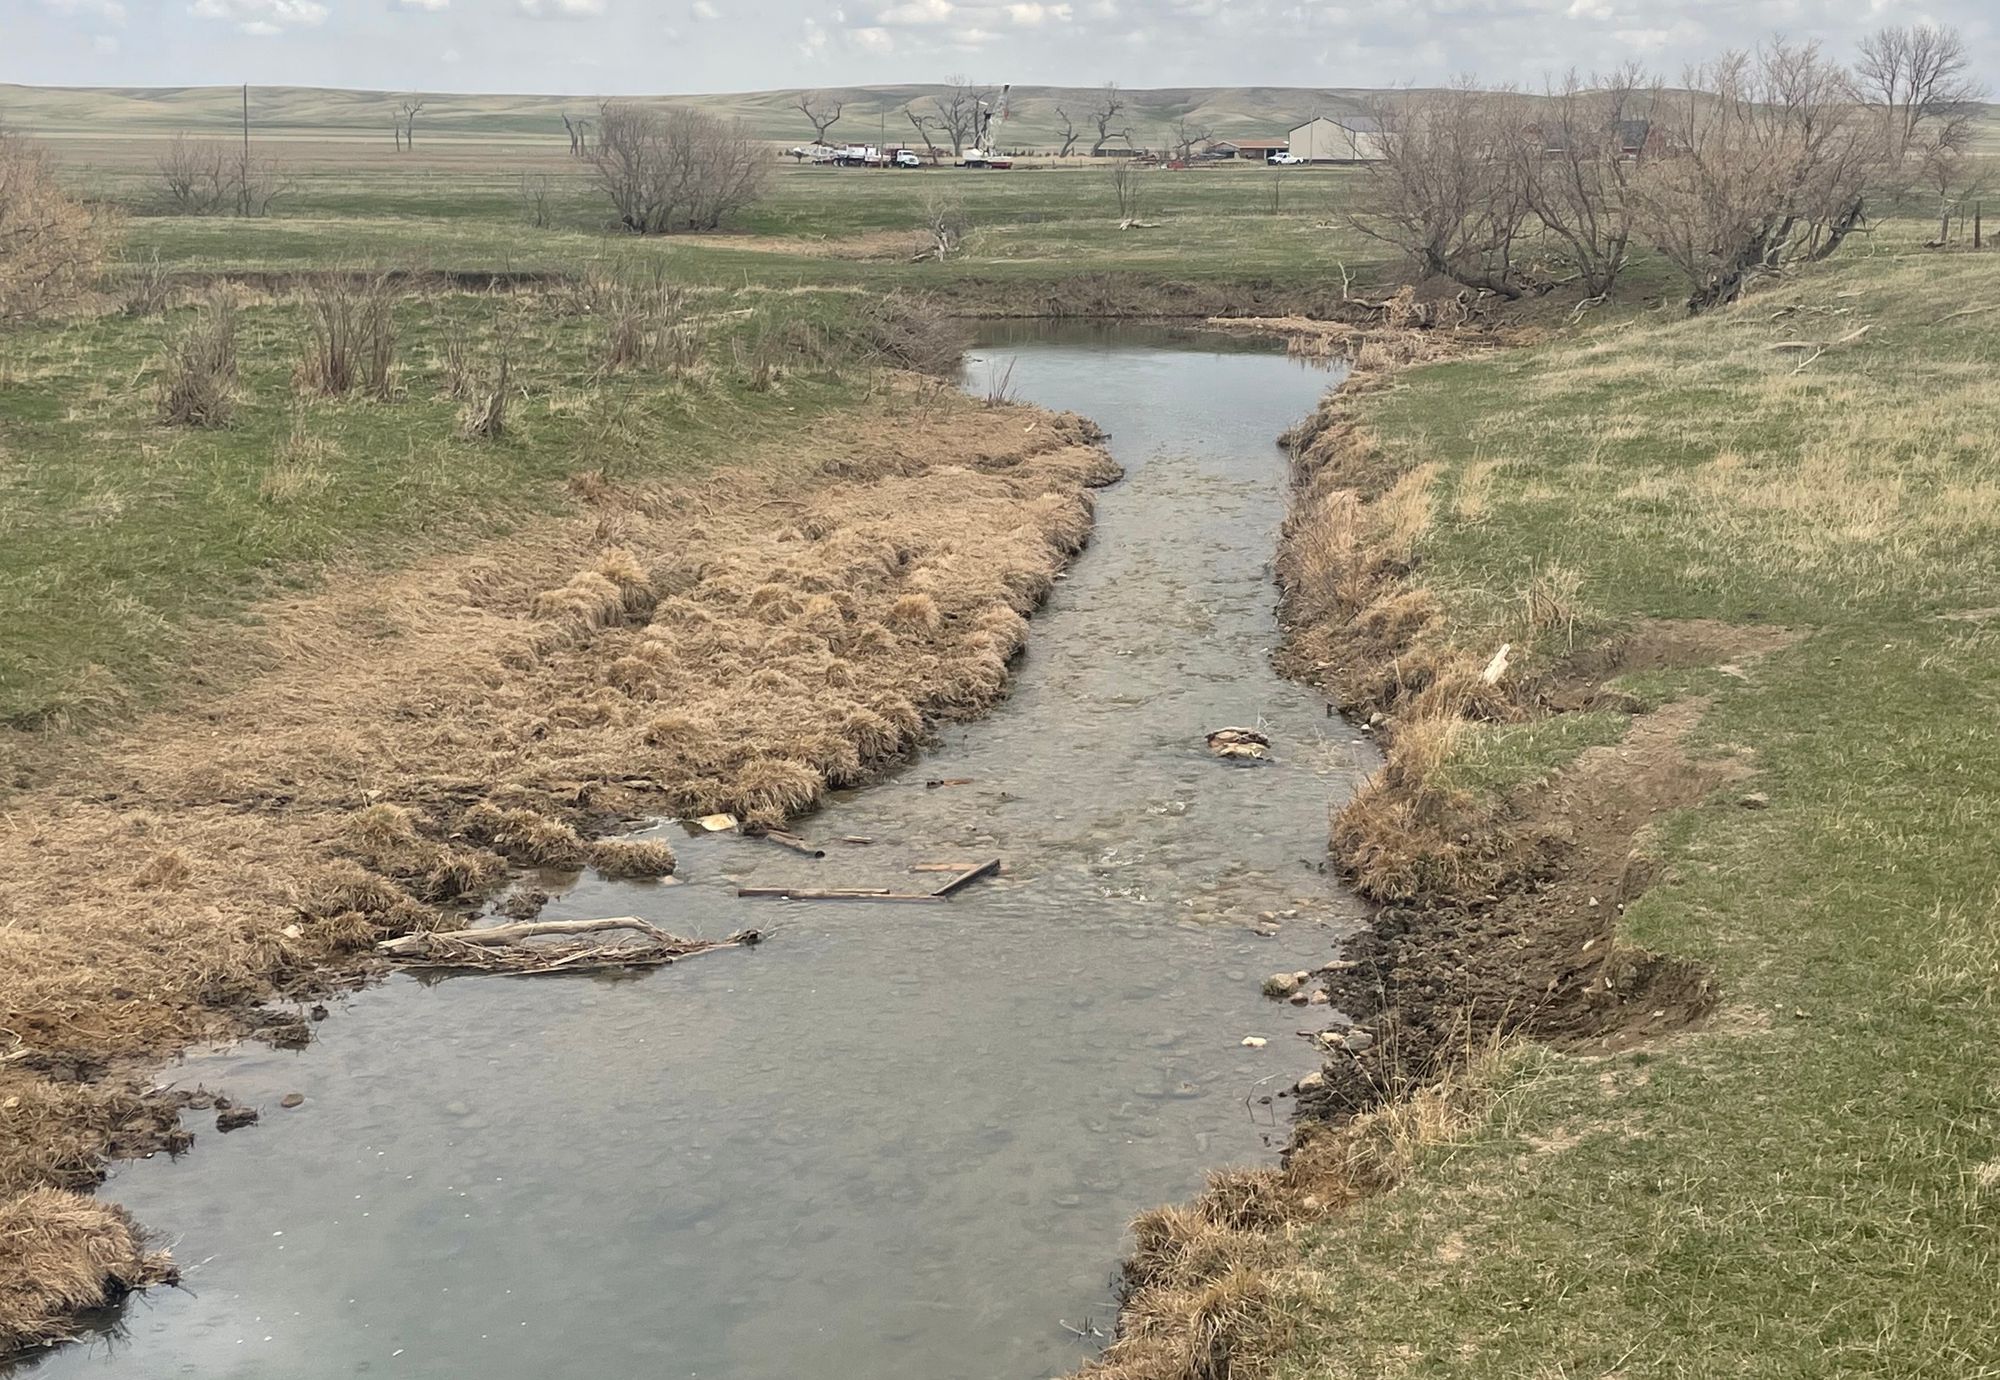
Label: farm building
xmin=1286 ymin=115 xmax=1391 ymax=163
xmin=1230 ymin=138 xmax=1292 ymax=162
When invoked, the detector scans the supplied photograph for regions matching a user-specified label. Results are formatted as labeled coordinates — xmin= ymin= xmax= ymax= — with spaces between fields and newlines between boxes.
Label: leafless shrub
xmin=1631 ymin=40 xmax=1881 ymax=312
xmin=121 ymin=249 xmax=173 ymax=318
xmin=1353 ymin=83 xmax=1536 ymax=299
xmin=460 ymin=350 xmax=511 ymax=440
xmin=1109 ymin=160 xmax=1141 ymax=221
xmin=296 ymin=276 xmax=397 ymax=399
xmin=157 ymin=291 xmax=239 ymax=428
xmin=591 ymin=102 xmax=768 ymax=234
xmin=917 ymin=192 xmax=969 ymax=262
xmin=981 ymin=357 xmax=1017 ymax=407
xmin=155 ymin=134 xmax=231 ymax=214
xmin=852 ymin=293 xmax=967 ymax=376
xmin=519 ymin=172 xmax=553 ymax=228
xmin=588 ymin=268 xmax=693 ymax=373
xmin=0 ymin=125 xmax=107 ymax=322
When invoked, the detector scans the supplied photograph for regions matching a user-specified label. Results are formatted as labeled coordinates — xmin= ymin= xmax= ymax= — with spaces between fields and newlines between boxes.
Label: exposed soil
xmin=0 ymin=394 xmax=1118 ymax=1354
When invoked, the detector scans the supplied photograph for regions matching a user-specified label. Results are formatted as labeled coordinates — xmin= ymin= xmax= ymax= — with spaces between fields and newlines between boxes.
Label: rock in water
xmin=1205 ymin=727 xmax=1271 ymax=761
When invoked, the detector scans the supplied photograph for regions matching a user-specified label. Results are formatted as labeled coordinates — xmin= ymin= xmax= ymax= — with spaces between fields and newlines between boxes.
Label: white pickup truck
xmin=1266 ymin=152 xmax=1305 ymax=166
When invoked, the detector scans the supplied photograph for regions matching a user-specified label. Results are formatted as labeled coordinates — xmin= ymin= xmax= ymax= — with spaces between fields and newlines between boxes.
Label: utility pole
xmin=240 ymin=83 xmax=250 ymax=217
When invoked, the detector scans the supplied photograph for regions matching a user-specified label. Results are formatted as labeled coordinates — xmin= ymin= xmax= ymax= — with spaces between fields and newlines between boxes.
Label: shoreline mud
xmin=0 ymin=395 xmax=1119 ymax=1355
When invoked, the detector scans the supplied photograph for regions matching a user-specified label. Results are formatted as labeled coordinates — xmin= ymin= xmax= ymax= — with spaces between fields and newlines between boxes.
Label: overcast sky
xmin=2 ymin=0 xmax=1993 ymax=95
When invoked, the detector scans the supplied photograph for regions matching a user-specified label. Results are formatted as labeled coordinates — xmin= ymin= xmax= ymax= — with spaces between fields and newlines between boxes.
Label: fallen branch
xmin=736 ymin=885 xmax=941 ymax=902
xmin=375 ymin=917 xmax=756 ymax=973
xmin=1936 ymin=304 xmax=1997 ymax=324
xmin=933 ymin=857 xmax=1003 ymax=897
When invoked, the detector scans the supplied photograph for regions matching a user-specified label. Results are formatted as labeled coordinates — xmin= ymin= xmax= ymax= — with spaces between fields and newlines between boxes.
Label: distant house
xmin=1205 ymin=140 xmax=1242 ymax=160
xmin=1287 ymin=115 xmax=1391 ymax=163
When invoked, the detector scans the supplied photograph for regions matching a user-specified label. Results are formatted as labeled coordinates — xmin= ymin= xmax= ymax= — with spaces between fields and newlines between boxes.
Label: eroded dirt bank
xmin=1075 ymin=337 xmax=1793 ymax=1379
xmin=0 ymin=397 xmax=1117 ymax=1353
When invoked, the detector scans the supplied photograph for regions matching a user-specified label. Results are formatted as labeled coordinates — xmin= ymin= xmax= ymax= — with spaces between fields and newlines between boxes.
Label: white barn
xmin=1286 ymin=116 xmax=1391 ymax=163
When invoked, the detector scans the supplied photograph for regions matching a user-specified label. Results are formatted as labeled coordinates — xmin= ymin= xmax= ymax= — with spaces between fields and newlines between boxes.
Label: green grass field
xmin=1270 ymin=248 xmax=2000 ymax=1377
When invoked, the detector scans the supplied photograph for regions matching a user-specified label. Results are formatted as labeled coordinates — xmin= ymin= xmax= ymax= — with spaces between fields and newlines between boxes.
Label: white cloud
xmin=876 ymin=0 xmax=952 ymax=23
xmin=516 ymin=0 xmax=605 ymax=16
xmin=390 ymin=0 xmax=450 ymax=11
xmin=1006 ymin=1 xmax=1071 ymax=22
xmin=189 ymin=0 xmax=328 ymax=33
xmin=690 ymin=0 xmax=718 ymax=16
xmin=39 ymin=0 xmax=128 ymax=23
xmin=442 ymin=45 xmax=461 ymax=61
xmin=91 ymin=31 xmax=120 ymax=51
xmin=852 ymin=23 xmax=894 ymax=49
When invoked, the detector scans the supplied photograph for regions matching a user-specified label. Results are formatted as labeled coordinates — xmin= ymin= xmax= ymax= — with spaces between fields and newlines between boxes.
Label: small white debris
xmin=1241 ymin=1036 xmax=1268 ymax=1048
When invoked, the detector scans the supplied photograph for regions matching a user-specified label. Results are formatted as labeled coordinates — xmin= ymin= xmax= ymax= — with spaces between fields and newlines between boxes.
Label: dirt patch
xmin=1303 ymin=698 xmax=1742 ymax=1120
xmin=0 ymin=395 xmax=1117 ymax=1355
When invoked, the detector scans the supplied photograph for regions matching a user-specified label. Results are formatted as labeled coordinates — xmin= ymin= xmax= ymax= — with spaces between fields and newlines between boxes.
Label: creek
xmin=25 ymin=325 xmax=1364 ymax=1380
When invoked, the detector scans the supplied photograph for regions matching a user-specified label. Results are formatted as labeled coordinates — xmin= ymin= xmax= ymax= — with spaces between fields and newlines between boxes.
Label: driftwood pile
xmin=376 ymin=917 xmax=758 ymax=975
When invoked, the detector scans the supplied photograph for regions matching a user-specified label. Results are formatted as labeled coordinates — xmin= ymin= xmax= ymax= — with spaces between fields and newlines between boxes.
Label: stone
xmin=1740 ymin=792 xmax=1771 ymax=809
xmin=1343 ymin=1030 xmax=1376 ymax=1053
xmin=1261 ymin=971 xmax=1302 ymax=998
xmin=280 ymin=1093 xmax=305 ymax=1109
xmin=1296 ymin=1071 xmax=1326 ymax=1094
xmin=1241 ymin=1036 xmax=1268 ymax=1049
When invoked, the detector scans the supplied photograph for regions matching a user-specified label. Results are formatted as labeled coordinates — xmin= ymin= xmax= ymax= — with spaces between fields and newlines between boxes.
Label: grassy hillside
xmin=0 ymin=81 xmax=1383 ymax=149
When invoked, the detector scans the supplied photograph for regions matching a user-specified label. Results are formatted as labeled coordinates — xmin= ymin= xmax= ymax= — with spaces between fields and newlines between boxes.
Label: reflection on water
xmin=25 ymin=329 xmax=1363 ymax=1380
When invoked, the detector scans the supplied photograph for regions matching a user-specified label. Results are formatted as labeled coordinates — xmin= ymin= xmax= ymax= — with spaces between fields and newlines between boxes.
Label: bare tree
xmin=917 ymin=191 xmax=969 ymax=262
xmin=1632 ymin=41 xmax=1880 ymax=312
xmin=1512 ymin=66 xmax=1650 ymax=297
xmin=399 ymin=97 xmax=426 ymax=151
xmin=1091 ymin=82 xmax=1132 ymax=155
xmin=562 ymin=112 xmax=592 ymax=158
xmin=928 ymin=76 xmax=987 ymax=156
xmin=156 ymin=133 xmax=230 ymax=214
xmin=1353 ymin=83 xmax=1536 ymax=298
xmin=0 ymin=125 xmax=106 ymax=322
xmin=1052 ymin=106 xmax=1080 ymax=157
xmin=1855 ymin=24 xmax=1985 ymax=183
xmin=1168 ymin=115 xmax=1212 ymax=163
xmin=904 ymin=108 xmax=945 ymax=163
xmin=592 ymin=102 xmax=769 ymax=234
xmin=795 ymin=91 xmax=844 ymax=146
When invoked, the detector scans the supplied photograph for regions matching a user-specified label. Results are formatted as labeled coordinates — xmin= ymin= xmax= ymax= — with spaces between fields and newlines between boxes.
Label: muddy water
xmin=27 ymin=327 xmax=1364 ymax=1380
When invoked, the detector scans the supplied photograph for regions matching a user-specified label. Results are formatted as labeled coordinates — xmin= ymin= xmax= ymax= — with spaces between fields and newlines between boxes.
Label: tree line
xmin=1357 ymin=25 xmax=1987 ymax=311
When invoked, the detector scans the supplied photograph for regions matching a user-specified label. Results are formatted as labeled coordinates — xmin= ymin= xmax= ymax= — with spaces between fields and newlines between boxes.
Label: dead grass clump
xmin=0 ymin=1189 xmax=177 ymax=1349
xmin=531 ymin=558 xmax=643 ymax=631
xmin=588 ymin=837 xmax=678 ymax=879
xmin=727 ymin=757 xmax=825 ymax=829
xmin=459 ymin=803 xmax=590 ymax=871
xmin=458 ymin=351 xmax=510 ymax=440
xmin=130 ymin=849 xmax=193 ymax=890
xmin=294 ymin=275 xmax=397 ymax=400
xmin=155 ymin=292 xmax=238 ymax=428
xmin=338 ymin=804 xmax=507 ymax=904
xmin=886 ymin=592 xmax=943 ymax=634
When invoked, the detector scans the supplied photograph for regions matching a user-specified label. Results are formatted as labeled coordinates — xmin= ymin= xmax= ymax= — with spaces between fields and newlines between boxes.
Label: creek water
xmin=23 ymin=326 xmax=1366 ymax=1380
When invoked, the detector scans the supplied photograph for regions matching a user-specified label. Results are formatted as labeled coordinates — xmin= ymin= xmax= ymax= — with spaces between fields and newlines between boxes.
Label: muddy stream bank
xmin=21 ymin=325 xmax=1363 ymax=1380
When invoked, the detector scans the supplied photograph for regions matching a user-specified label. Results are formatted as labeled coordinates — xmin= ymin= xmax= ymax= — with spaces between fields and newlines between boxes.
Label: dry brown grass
xmin=0 ymin=1190 xmax=176 ymax=1349
xmin=1083 ymin=1050 xmax=1503 ymax=1380
xmin=0 ymin=395 xmax=1117 ymax=1351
